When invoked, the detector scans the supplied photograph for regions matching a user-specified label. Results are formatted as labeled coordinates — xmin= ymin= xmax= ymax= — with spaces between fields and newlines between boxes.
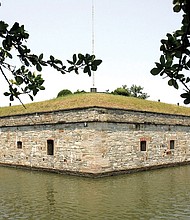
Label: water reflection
xmin=0 ymin=166 xmax=190 ymax=219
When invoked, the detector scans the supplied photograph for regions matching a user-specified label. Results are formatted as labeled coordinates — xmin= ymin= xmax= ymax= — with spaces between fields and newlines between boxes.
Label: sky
xmin=0 ymin=0 xmax=186 ymax=106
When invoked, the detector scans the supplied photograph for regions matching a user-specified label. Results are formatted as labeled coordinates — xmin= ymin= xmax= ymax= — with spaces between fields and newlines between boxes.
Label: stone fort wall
xmin=0 ymin=107 xmax=190 ymax=177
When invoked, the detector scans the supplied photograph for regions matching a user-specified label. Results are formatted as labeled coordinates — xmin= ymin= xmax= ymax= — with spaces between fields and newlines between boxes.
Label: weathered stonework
xmin=0 ymin=106 xmax=190 ymax=177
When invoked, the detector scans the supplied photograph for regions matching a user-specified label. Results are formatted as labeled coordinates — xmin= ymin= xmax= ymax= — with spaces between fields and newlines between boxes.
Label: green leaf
xmin=173 ymin=4 xmax=181 ymax=12
xmin=73 ymin=54 xmax=77 ymax=63
xmin=6 ymin=51 xmax=13 ymax=59
xmin=85 ymin=54 xmax=91 ymax=59
xmin=76 ymin=59 xmax=83 ymax=65
xmin=89 ymin=55 xmax=95 ymax=62
xmin=184 ymin=98 xmax=190 ymax=104
xmin=173 ymin=81 xmax=179 ymax=89
xmin=93 ymin=59 xmax=102 ymax=66
xmin=36 ymin=63 xmax=42 ymax=72
xmin=67 ymin=60 xmax=74 ymax=65
xmin=175 ymin=51 xmax=182 ymax=58
xmin=39 ymin=86 xmax=45 ymax=90
xmin=21 ymin=65 xmax=25 ymax=72
xmin=186 ymin=77 xmax=190 ymax=83
xmin=161 ymin=39 xmax=167 ymax=44
xmin=173 ymin=0 xmax=179 ymax=4
xmin=176 ymin=74 xmax=184 ymax=79
xmin=84 ymin=65 xmax=91 ymax=76
xmin=181 ymin=93 xmax=190 ymax=98
xmin=68 ymin=66 xmax=74 ymax=72
xmin=9 ymin=22 xmax=20 ymax=33
xmin=168 ymin=79 xmax=173 ymax=86
xmin=50 ymin=55 xmax=54 ymax=61
xmin=160 ymin=55 xmax=165 ymax=65
xmin=155 ymin=62 xmax=163 ymax=69
xmin=165 ymin=60 xmax=172 ymax=68
xmin=91 ymin=65 xmax=97 ymax=71
xmin=39 ymin=53 xmax=43 ymax=60
xmin=2 ymin=39 xmax=8 ymax=50
xmin=78 ymin=53 xmax=84 ymax=59
xmin=15 ymin=76 xmax=24 ymax=85
xmin=150 ymin=68 xmax=162 ymax=75
xmin=166 ymin=33 xmax=173 ymax=41
xmin=168 ymin=79 xmax=178 ymax=89
xmin=0 ymin=21 xmax=8 ymax=34
xmin=53 ymin=59 xmax=62 ymax=65
xmin=4 ymin=92 xmax=10 ymax=96
xmin=10 ymin=95 xmax=14 ymax=101
xmin=33 ymin=88 xmax=39 ymax=96
xmin=75 ymin=68 xmax=79 ymax=74
xmin=175 ymin=30 xmax=184 ymax=37
xmin=29 ymin=94 xmax=34 ymax=101
xmin=40 ymin=60 xmax=47 ymax=66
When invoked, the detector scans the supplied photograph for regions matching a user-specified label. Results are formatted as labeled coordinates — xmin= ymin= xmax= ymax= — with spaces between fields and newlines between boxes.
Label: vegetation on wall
xmin=57 ymin=89 xmax=86 ymax=97
xmin=111 ymin=84 xmax=149 ymax=99
xmin=56 ymin=85 xmax=149 ymax=100
xmin=57 ymin=89 xmax=72 ymax=98
xmin=1 ymin=93 xmax=190 ymax=117
xmin=74 ymin=89 xmax=86 ymax=94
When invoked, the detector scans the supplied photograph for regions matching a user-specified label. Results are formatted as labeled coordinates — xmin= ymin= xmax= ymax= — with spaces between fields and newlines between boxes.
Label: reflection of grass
xmin=0 ymin=93 xmax=190 ymax=117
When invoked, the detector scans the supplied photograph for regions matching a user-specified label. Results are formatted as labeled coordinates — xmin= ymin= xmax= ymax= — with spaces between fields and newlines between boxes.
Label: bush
xmin=74 ymin=89 xmax=86 ymax=94
xmin=57 ymin=89 xmax=72 ymax=97
xmin=112 ymin=87 xmax=130 ymax=96
xmin=111 ymin=84 xmax=149 ymax=99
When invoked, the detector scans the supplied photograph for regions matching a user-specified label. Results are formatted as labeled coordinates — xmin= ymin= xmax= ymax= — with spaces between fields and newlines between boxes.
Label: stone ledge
xmin=1 ymin=161 xmax=190 ymax=178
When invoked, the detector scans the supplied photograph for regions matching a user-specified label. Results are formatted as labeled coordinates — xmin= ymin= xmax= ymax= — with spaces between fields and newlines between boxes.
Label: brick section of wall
xmin=0 ymin=107 xmax=190 ymax=177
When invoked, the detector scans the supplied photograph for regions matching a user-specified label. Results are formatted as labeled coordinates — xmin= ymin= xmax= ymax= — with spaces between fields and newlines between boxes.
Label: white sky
xmin=0 ymin=0 xmax=187 ymax=106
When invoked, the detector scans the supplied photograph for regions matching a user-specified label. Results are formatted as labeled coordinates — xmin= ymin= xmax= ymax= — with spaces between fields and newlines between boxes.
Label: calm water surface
xmin=0 ymin=166 xmax=190 ymax=220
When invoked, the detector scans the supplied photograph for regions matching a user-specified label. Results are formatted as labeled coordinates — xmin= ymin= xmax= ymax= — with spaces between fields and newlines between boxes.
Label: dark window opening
xmin=170 ymin=140 xmax=175 ymax=150
xmin=135 ymin=124 xmax=140 ymax=130
xmin=47 ymin=139 xmax=54 ymax=155
xmin=140 ymin=140 xmax=146 ymax=151
xmin=17 ymin=141 xmax=22 ymax=149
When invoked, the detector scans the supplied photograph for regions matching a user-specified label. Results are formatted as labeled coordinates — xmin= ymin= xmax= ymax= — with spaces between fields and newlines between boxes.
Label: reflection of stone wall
xmin=0 ymin=107 xmax=190 ymax=177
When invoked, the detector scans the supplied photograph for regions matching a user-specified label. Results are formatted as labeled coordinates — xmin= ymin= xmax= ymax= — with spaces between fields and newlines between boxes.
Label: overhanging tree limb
xmin=0 ymin=20 xmax=102 ymax=104
xmin=151 ymin=0 xmax=190 ymax=104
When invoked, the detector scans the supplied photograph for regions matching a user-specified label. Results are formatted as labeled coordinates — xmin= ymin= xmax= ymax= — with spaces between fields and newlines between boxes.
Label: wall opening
xmin=140 ymin=140 xmax=146 ymax=151
xmin=135 ymin=124 xmax=140 ymax=130
xmin=47 ymin=139 xmax=54 ymax=155
xmin=170 ymin=140 xmax=175 ymax=150
xmin=17 ymin=141 xmax=22 ymax=149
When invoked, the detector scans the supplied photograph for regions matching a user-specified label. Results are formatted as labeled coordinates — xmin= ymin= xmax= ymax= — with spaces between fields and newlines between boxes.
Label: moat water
xmin=0 ymin=166 xmax=190 ymax=220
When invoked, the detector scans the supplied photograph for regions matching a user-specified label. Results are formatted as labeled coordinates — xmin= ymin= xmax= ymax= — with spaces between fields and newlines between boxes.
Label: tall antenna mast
xmin=90 ymin=0 xmax=97 ymax=93
xmin=92 ymin=0 xmax=95 ymax=88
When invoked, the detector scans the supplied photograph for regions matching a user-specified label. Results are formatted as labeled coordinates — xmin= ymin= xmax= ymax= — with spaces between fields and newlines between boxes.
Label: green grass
xmin=0 ymin=93 xmax=190 ymax=117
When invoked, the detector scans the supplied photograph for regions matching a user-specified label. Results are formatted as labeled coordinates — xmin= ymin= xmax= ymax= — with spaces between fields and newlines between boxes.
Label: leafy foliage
xmin=129 ymin=84 xmax=150 ymax=99
xmin=112 ymin=85 xmax=130 ymax=96
xmin=57 ymin=89 xmax=72 ymax=97
xmin=112 ymin=84 xmax=149 ymax=99
xmin=151 ymin=0 xmax=190 ymax=104
xmin=73 ymin=89 xmax=86 ymax=94
xmin=57 ymin=89 xmax=86 ymax=97
xmin=0 ymin=21 xmax=102 ymax=105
